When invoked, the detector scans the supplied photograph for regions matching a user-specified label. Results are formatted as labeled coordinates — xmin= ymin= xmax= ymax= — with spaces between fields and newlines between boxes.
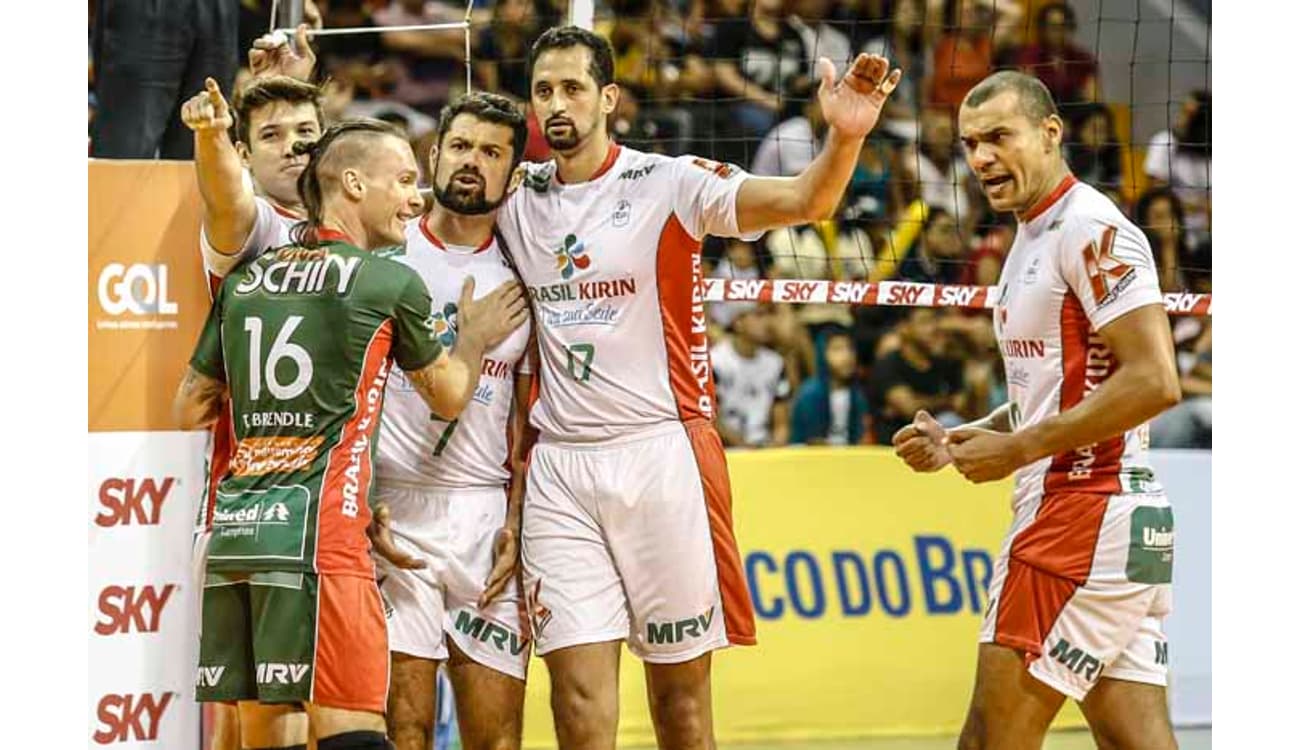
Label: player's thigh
xmin=208 ymin=703 xmax=241 ymax=750
xmin=442 ymin=487 xmax=530 ymax=681
xmin=543 ymin=640 xmax=622 ymax=723
xmin=446 ymin=639 xmax=526 ymax=750
xmin=238 ymin=700 xmax=309 ymax=749
xmin=387 ymin=652 xmax=440 ymax=736
xmin=304 ymin=702 xmax=387 ymax=739
xmin=600 ymin=423 xmax=752 ymax=663
xmin=198 ymin=576 xmax=257 ymax=704
xmin=1078 ymin=677 xmax=1176 ymax=750
xmin=959 ymin=643 xmax=1066 ymax=750
xmin=522 ymin=444 xmax=629 ymax=656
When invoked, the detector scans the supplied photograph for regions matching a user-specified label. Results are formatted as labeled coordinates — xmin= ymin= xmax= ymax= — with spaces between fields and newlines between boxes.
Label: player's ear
xmin=341 ymin=167 xmax=364 ymax=199
xmin=235 ymin=140 xmax=252 ymax=169
xmin=1044 ymin=113 xmax=1064 ymax=153
xmin=601 ymin=82 xmax=620 ymax=116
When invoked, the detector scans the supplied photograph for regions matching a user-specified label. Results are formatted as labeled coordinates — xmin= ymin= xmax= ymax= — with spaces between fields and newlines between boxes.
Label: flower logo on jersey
xmin=429 ymin=302 xmax=459 ymax=347
xmin=554 ymin=234 xmax=591 ymax=280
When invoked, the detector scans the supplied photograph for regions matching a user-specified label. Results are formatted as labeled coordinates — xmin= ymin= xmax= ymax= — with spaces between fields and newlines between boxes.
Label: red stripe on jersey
xmin=993 ymin=492 xmax=1108 ymax=658
xmin=420 ymin=213 xmax=493 ymax=253
xmin=655 ymin=214 xmax=715 ymax=422
xmin=270 ymin=202 xmax=304 ymax=221
xmin=317 ymin=320 xmax=395 ymax=576
xmin=203 ymin=271 xmax=231 ymax=529
xmin=1044 ymin=291 xmax=1123 ymax=494
xmin=1021 ymin=174 xmax=1078 ymax=224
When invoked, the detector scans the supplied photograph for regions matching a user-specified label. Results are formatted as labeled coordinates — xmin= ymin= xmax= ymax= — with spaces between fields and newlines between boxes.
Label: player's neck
xmin=733 ymin=336 xmax=759 ymax=358
xmin=1015 ymin=161 xmax=1074 ymax=223
xmin=424 ymin=203 xmax=494 ymax=248
xmin=554 ymin=132 xmax=617 ymax=185
xmin=318 ymin=209 xmax=369 ymax=250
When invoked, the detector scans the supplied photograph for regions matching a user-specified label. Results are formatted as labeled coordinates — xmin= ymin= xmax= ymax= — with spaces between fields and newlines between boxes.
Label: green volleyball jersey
xmin=189 ymin=236 xmax=443 ymax=576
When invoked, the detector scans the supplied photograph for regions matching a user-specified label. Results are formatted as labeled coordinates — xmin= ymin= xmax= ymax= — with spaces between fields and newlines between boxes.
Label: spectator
xmin=906 ymin=107 xmax=978 ymax=231
xmin=790 ymin=0 xmax=855 ymax=77
xmin=751 ymin=88 xmax=823 ymax=177
xmin=1067 ymin=102 xmax=1123 ymax=198
xmin=790 ymin=328 xmax=872 ymax=445
xmin=1016 ymin=1 xmax=1099 ymax=117
xmin=374 ymin=0 xmax=469 ymax=114
xmin=859 ymin=0 xmax=933 ymax=137
xmin=869 ymin=306 xmax=966 ymax=444
xmin=1151 ymin=321 xmax=1211 ymax=448
xmin=602 ymin=0 xmax=702 ymax=154
xmin=928 ymin=0 xmax=994 ymax=112
xmin=709 ymin=238 xmax=766 ymax=328
xmin=713 ymin=304 xmax=793 ymax=447
xmin=91 ymin=0 xmax=238 ymax=158
xmin=711 ymin=0 xmax=810 ymax=143
xmin=475 ymin=0 xmax=543 ymax=102
xmin=894 ymin=206 xmax=967 ymax=284
xmin=1134 ymin=187 xmax=1206 ymax=292
xmin=1144 ymin=89 xmax=1212 ymax=238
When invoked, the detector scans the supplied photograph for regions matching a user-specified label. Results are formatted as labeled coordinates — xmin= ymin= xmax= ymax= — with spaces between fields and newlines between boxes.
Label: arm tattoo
xmin=179 ymin=368 xmax=227 ymax=427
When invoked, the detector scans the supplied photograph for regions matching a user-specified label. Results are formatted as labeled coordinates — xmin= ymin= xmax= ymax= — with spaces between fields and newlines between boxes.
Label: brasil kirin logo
xmin=554 ymin=234 xmax=591 ymax=280
xmin=429 ymin=302 xmax=458 ymax=347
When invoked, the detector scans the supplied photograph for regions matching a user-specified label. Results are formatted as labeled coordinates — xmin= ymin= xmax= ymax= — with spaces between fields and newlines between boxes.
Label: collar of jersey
xmin=553 ymin=143 xmax=623 ymax=186
xmin=1021 ymin=173 xmax=1078 ymax=224
xmin=419 ymin=213 xmax=492 ymax=254
xmin=315 ymin=227 xmax=355 ymax=244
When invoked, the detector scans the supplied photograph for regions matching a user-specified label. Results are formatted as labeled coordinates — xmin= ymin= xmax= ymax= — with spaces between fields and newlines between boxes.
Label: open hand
xmin=817 ymin=53 xmax=903 ymax=139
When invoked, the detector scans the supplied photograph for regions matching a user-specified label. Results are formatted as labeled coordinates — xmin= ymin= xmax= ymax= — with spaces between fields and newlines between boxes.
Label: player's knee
xmin=649 ymin=684 xmax=709 ymax=744
xmin=550 ymin=678 xmax=616 ymax=736
xmin=956 ymin=708 xmax=988 ymax=750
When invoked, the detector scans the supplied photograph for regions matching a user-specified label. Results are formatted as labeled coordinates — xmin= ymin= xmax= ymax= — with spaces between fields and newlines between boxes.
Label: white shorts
xmin=374 ymin=484 xmax=528 ymax=681
xmin=521 ymin=420 xmax=756 ymax=663
xmin=979 ymin=490 xmax=1174 ymax=700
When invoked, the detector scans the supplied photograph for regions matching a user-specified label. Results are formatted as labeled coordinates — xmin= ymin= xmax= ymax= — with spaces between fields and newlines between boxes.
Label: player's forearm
xmin=1017 ymin=363 xmax=1180 ymax=463
xmin=737 ymin=129 xmax=863 ymax=233
xmin=173 ymin=368 xmax=226 ymax=430
xmin=506 ymin=374 xmax=536 ymax=532
xmin=195 ymin=130 xmax=256 ymax=254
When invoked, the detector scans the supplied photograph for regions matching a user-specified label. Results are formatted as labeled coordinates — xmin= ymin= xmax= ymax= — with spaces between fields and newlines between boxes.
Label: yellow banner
xmin=520 ymin=447 xmax=1085 ymax=746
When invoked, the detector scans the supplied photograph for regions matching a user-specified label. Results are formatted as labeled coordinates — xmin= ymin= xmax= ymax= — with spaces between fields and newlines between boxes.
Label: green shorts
xmin=196 ymin=571 xmax=390 ymax=712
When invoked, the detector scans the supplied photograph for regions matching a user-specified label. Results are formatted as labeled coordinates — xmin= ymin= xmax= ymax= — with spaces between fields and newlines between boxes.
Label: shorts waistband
xmin=538 ymin=420 xmax=694 ymax=450
xmin=373 ymin=477 xmax=507 ymax=495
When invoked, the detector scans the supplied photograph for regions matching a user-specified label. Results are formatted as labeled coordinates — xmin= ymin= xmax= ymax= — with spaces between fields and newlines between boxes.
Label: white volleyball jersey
xmin=497 ymin=145 xmax=760 ymax=444
xmin=994 ymin=176 xmax=1165 ymax=508
xmin=375 ymin=215 xmax=532 ymax=489
xmin=200 ymin=196 xmax=300 ymax=281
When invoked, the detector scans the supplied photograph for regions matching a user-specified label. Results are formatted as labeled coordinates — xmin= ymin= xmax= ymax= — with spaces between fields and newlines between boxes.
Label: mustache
xmin=545 ymin=116 xmax=575 ymax=129
xmin=449 ymin=167 xmax=484 ymax=185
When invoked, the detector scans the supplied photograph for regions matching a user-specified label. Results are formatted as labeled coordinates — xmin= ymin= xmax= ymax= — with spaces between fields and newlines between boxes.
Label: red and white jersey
xmin=200 ymin=195 xmax=300 ymax=281
xmin=994 ymin=176 xmax=1165 ymax=508
xmin=375 ymin=215 xmax=532 ymax=489
xmin=497 ymin=145 xmax=760 ymax=444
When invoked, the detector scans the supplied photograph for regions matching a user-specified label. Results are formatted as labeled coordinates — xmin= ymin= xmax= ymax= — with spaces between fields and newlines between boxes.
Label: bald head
xmin=962 ymin=71 xmax=1059 ymax=123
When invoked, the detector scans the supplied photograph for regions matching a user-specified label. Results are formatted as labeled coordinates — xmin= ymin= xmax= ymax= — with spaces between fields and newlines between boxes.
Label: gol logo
xmin=97 ymin=263 xmax=178 ymax=316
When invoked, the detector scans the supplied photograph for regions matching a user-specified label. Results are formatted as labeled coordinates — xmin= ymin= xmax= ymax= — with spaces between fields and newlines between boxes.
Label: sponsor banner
xmin=518 ymin=448 xmax=1209 ymax=746
xmin=699 ymin=278 xmax=1211 ymax=316
xmin=89 ymin=160 xmax=208 ymax=432
xmin=90 ymin=431 xmax=207 ymax=749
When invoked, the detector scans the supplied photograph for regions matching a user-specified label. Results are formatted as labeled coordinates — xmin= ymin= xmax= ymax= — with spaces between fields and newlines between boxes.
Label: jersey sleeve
xmin=199 ymin=196 xmax=283 ymax=278
xmin=390 ymin=268 xmax=444 ymax=372
xmin=1059 ymin=215 xmax=1164 ymax=331
xmin=189 ymin=283 xmax=227 ymax=381
xmin=670 ymin=155 xmax=763 ymax=242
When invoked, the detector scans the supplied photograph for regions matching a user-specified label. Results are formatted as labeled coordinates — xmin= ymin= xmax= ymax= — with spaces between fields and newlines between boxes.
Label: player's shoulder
xmin=670 ymin=152 xmax=745 ymax=181
xmin=1058 ymin=180 xmax=1143 ymax=241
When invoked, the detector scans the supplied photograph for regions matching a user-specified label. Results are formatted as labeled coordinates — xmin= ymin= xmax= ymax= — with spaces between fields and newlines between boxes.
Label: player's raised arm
xmin=735 ymin=54 xmax=901 ymax=234
xmin=173 ymin=367 xmax=227 ymax=430
xmin=182 ymin=77 xmax=257 ymax=256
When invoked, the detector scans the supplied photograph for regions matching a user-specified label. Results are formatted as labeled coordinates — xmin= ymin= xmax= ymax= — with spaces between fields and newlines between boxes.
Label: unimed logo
xmin=97 ymin=263 xmax=178 ymax=316
xmin=94 ymin=584 xmax=177 ymax=635
xmin=95 ymin=477 xmax=176 ymax=527
xmin=92 ymin=692 xmax=174 ymax=744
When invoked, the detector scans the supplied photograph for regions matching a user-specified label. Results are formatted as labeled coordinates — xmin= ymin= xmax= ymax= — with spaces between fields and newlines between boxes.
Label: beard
xmin=543 ymin=115 xmax=584 ymax=151
xmin=431 ymin=164 xmax=504 ymax=216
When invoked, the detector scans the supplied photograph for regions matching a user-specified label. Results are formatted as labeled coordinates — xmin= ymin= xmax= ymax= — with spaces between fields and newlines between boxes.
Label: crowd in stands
xmin=88 ymin=0 xmax=1212 ymax=449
